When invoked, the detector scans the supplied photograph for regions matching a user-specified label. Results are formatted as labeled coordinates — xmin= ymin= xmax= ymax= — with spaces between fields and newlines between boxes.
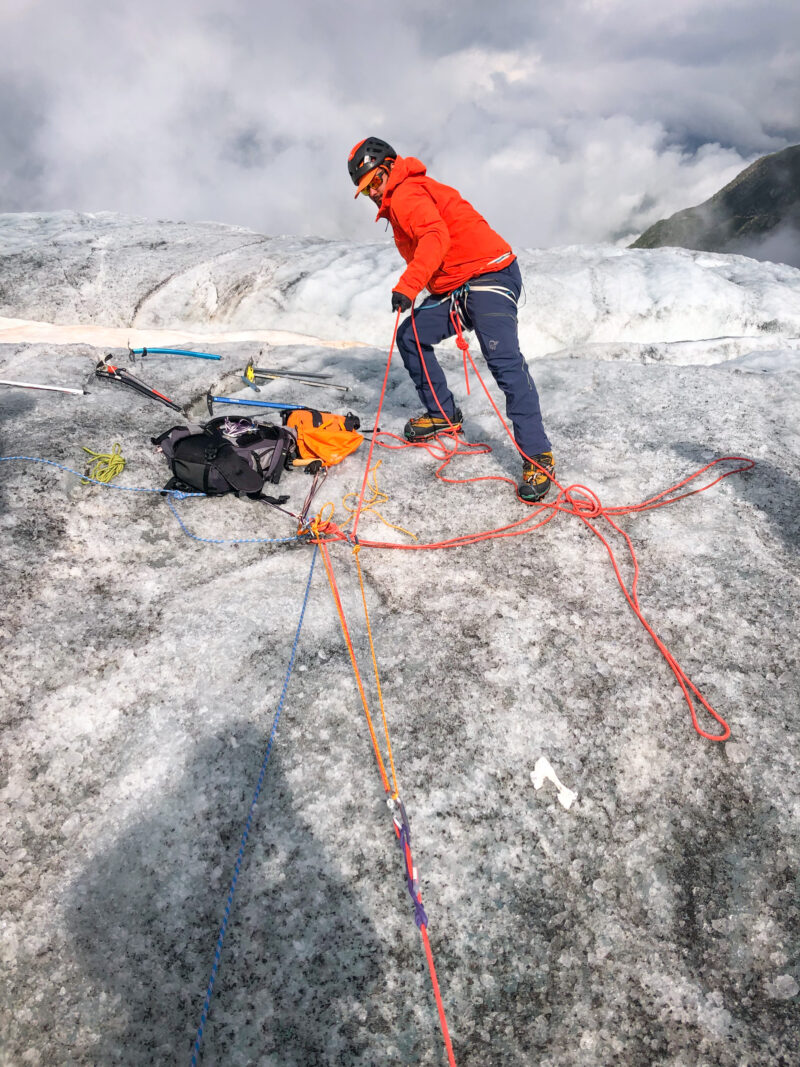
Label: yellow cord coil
xmin=340 ymin=460 xmax=417 ymax=540
xmin=81 ymin=443 xmax=126 ymax=484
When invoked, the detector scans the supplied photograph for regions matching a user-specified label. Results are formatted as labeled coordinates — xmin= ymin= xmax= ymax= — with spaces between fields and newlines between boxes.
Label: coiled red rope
xmin=341 ymin=308 xmax=755 ymax=742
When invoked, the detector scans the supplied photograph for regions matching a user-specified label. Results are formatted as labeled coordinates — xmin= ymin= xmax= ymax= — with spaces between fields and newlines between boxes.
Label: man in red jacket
xmin=348 ymin=137 xmax=555 ymax=504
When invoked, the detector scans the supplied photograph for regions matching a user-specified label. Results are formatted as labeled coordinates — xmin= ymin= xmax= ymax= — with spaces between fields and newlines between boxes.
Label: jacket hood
xmin=389 ymin=156 xmax=427 ymax=182
xmin=375 ymin=156 xmax=427 ymax=219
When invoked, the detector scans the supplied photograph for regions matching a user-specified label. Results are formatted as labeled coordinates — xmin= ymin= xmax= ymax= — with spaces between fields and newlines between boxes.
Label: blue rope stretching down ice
xmin=0 ymin=456 xmax=302 ymax=547
xmin=190 ymin=546 xmax=318 ymax=1066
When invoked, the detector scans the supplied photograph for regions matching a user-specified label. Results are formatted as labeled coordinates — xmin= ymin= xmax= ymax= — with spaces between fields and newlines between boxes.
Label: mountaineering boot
xmin=403 ymin=407 xmax=464 ymax=442
xmin=519 ymin=452 xmax=556 ymax=504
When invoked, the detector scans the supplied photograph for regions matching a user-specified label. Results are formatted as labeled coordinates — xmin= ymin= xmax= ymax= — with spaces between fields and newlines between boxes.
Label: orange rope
xmin=313 ymin=523 xmax=458 ymax=1065
xmin=315 ymin=535 xmax=392 ymax=795
xmin=353 ymin=544 xmax=400 ymax=798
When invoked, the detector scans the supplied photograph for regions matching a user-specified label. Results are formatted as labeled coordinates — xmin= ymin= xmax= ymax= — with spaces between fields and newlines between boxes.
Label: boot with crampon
xmin=403 ymin=407 xmax=464 ymax=442
xmin=519 ymin=452 xmax=555 ymax=504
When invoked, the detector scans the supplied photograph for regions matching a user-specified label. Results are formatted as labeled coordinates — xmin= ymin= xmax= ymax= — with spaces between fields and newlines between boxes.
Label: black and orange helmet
xmin=348 ymin=137 xmax=397 ymax=195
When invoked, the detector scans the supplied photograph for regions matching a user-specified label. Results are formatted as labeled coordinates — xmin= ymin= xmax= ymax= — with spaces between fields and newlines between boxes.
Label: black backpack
xmin=152 ymin=417 xmax=297 ymax=501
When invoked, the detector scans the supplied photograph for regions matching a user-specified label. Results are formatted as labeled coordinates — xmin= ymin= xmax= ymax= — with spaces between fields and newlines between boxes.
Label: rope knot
xmin=565 ymin=484 xmax=603 ymax=519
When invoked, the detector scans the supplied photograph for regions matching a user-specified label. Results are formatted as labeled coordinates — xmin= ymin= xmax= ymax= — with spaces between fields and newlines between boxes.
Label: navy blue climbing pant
xmin=395 ymin=259 xmax=551 ymax=458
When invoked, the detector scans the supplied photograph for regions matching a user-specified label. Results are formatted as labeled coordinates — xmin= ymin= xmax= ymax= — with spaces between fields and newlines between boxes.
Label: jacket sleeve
xmin=391 ymin=184 xmax=451 ymax=299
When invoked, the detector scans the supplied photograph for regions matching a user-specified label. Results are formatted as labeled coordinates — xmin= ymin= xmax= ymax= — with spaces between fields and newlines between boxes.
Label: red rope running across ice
xmin=334 ymin=309 xmax=754 ymax=743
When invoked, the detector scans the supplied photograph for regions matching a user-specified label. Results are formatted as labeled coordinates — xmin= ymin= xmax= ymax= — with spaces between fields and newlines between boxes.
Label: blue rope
xmin=0 ymin=454 xmax=195 ymax=495
xmin=0 ymin=455 xmax=302 ymax=547
xmin=165 ymin=494 xmax=300 ymax=547
xmin=190 ymin=546 xmax=318 ymax=1066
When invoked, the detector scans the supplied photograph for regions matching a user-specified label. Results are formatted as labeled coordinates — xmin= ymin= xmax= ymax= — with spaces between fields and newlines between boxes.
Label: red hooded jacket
xmin=375 ymin=156 xmax=515 ymax=300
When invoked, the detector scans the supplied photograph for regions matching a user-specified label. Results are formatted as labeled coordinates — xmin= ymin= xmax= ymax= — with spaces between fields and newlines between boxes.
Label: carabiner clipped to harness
xmin=447 ymin=287 xmax=473 ymax=394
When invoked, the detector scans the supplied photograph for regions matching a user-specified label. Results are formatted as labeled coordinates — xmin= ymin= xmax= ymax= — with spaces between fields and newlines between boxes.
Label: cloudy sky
xmin=1 ymin=0 xmax=799 ymax=249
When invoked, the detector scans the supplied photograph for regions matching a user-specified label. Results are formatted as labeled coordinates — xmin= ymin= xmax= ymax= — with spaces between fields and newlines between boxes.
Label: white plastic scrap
xmin=531 ymin=756 xmax=577 ymax=810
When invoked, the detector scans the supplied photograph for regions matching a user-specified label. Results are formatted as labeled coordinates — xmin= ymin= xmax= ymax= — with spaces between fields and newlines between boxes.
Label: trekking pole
xmin=0 ymin=379 xmax=85 ymax=396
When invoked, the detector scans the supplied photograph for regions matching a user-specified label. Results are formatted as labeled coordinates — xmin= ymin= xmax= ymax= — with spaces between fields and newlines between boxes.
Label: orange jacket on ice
xmin=376 ymin=156 xmax=515 ymax=300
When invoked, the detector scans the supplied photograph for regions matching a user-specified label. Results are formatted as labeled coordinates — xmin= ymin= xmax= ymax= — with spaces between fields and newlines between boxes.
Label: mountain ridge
xmin=630 ymin=144 xmax=800 ymax=267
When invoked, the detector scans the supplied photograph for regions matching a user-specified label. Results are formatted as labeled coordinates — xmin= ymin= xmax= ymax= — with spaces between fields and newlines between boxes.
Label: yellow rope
xmin=81 ymin=442 xmax=126 ymax=484
xmin=341 ymin=460 xmax=417 ymax=540
xmin=353 ymin=544 xmax=400 ymax=799
xmin=311 ymin=497 xmax=401 ymax=798
xmin=317 ymin=539 xmax=395 ymax=796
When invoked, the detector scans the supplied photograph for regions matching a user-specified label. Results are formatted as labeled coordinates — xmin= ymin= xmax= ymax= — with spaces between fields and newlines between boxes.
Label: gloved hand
xmin=391 ymin=291 xmax=412 ymax=313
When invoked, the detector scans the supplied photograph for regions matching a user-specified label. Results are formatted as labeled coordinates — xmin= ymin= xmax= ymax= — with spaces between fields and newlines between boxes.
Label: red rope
xmin=421 ymin=922 xmax=458 ymax=1066
xmin=313 ymin=529 xmax=459 ymax=1063
xmin=304 ymin=303 xmax=753 ymax=1065
xmin=343 ymin=308 xmax=753 ymax=742
xmin=351 ymin=310 xmax=401 ymax=540
xmin=393 ymin=822 xmax=458 ymax=1067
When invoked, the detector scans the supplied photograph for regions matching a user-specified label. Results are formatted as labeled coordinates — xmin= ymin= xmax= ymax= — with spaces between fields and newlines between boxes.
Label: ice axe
xmin=129 ymin=346 xmax=221 ymax=361
xmin=96 ymin=359 xmax=183 ymax=412
xmin=206 ymin=392 xmax=305 ymax=416
xmin=242 ymin=358 xmax=347 ymax=392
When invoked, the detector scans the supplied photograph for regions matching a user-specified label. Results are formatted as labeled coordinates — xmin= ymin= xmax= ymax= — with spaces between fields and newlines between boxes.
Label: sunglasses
xmin=360 ymin=171 xmax=385 ymax=196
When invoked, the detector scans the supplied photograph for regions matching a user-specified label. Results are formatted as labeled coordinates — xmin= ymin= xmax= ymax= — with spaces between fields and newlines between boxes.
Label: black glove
xmin=391 ymin=291 xmax=412 ymax=313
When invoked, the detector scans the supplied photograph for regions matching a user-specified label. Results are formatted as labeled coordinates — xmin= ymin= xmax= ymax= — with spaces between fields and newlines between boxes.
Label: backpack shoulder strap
xmin=246 ymin=425 xmax=297 ymax=483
